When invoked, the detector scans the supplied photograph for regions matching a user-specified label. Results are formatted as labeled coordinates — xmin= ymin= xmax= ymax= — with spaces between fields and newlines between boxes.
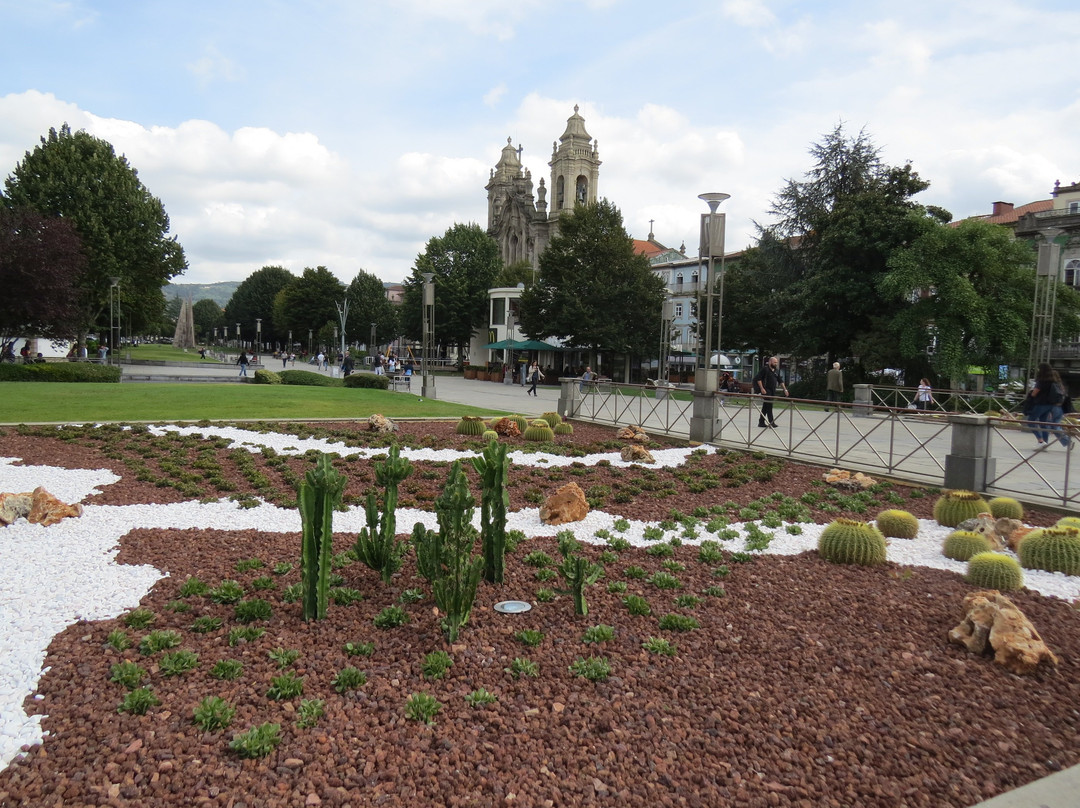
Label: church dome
xmin=558 ymin=105 xmax=592 ymax=144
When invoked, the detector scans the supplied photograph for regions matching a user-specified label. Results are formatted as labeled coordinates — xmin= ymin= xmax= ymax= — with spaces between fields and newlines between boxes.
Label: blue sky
xmin=1 ymin=0 xmax=1077 ymax=285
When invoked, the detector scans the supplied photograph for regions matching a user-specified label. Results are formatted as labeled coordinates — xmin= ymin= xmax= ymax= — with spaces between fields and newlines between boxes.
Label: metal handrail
xmin=868 ymin=385 xmax=1018 ymax=415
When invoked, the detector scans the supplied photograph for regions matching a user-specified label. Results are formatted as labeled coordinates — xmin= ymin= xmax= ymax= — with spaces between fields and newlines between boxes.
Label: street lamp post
xmin=108 ymin=277 xmax=120 ymax=366
xmin=1027 ymin=227 xmax=1064 ymax=388
xmin=308 ymin=329 xmax=313 ymax=357
xmin=421 ymin=272 xmax=436 ymax=399
xmin=506 ymin=314 xmax=517 ymax=385
xmin=335 ymin=299 xmax=349 ymax=367
xmin=690 ymin=192 xmax=730 ymax=442
xmin=236 ymin=323 xmax=241 ymax=351
xmin=256 ymin=319 xmax=262 ymax=353
xmin=370 ymin=322 xmax=376 ymax=359
xmin=659 ymin=292 xmax=673 ymax=383
xmin=288 ymin=330 xmax=292 ymax=354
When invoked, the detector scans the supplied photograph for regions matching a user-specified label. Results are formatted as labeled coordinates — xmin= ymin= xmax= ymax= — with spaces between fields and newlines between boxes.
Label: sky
xmin=0 ymin=0 xmax=1077 ymax=287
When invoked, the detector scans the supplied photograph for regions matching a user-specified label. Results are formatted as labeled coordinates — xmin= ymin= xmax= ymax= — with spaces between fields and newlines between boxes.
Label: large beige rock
xmin=948 ymin=590 xmax=1058 ymax=675
xmin=955 ymin=513 xmax=1008 ymax=551
xmin=539 ymin=482 xmax=589 ymax=526
xmin=616 ymin=425 xmax=649 ymax=443
xmin=0 ymin=488 xmax=82 ymax=527
xmin=0 ymin=492 xmax=33 ymax=526
xmin=620 ymin=444 xmax=655 ymax=464
xmin=367 ymin=414 xmax=396 ymax=434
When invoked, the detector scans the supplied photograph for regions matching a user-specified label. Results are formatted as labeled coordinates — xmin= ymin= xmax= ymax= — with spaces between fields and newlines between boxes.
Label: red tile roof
xmin=632 ymin=239 xmax=666 ymax=258
xmin=959 ymin=199 xmax=1053 ymax=226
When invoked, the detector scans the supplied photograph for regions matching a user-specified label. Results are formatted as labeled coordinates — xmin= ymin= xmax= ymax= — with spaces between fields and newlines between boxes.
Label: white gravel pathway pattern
xmin=1 ymin=426 xmax=1078 ymax=771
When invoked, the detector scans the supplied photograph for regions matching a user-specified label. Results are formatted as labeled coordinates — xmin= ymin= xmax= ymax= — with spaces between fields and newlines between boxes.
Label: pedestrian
xmin=342 ymin=352 xmax=354 ymax=377
xmin=316 ymin=351 xmax=325 ymax=370
xmin=289 ymin=353 xmax=296 ymax=366
xmin=1024 ymin=363 xmax=1071 ymax=449
xmin=388 ymin=355 xmax=397 ymax=374
xmin=579 ymin=366 xmax=595 ymax=393
xmin=826 ymin=362 xmax=843 ymax=403
xmin=236 ymin=350 xmax=249 ymax=377
xmin=282 ymin=352 xmax=288 ymax=369
xmin=199 ymin=347 xmax=207 ymax=360
xmin=373 ymin=353 xmax=384 ymax=375
xmin=915 ymin=378 xmax=933 ymax=411
xmin=753 ymin=356 xmax=788 ymax=428
xmin=527 ymin=360 xmax=544 ymax=396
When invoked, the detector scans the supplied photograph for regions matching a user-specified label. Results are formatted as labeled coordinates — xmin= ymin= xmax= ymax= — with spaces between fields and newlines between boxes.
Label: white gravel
xmin=1 ymin=427 xmax=1078 ymax=772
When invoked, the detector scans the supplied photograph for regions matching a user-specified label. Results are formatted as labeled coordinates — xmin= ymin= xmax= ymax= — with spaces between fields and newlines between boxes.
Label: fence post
xmin=943 ymin=414 xmax=996 ymax=492
xmin=558 ymin=376 xmax=580 ymax=420
xmin=853 ymin=384 xmax=872 ymax=417
xmin=689 ymin=389 xmax=719 ymax=443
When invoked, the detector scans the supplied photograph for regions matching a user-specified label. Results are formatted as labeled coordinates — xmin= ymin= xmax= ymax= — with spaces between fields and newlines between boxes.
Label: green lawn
xmin=0 ymin=383 xmax=500 ymax=423
xmin=122 ymin=344 xmax=223 ymax=363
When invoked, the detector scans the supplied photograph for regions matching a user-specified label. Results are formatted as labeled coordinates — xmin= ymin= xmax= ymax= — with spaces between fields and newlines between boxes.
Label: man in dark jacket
xmin=754 ymin=356 xmax=788 ymax=427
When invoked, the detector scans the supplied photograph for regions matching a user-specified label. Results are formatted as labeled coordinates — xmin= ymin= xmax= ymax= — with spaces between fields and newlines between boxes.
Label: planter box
xmin=464 ymin=368 xmax=477 ymax=379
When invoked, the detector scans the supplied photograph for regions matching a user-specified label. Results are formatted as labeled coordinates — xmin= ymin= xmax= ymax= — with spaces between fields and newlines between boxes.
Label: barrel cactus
xmin=965 ymin=552 xmax=1024 ymax=592
xmin=455 ymin=416 xmax=487 ymax=436
xmin=933 ymin=490 xmax=990 ymax=527
xmin=942 ymin=529 xmax=993 ymax=562
xmin=523 ymin=419 xmax=555 ymax=442
xmin=481 ymin=430 xmax=499 ymax=442
xmin=554 ymin=422 xmax=574 ymax=436
xmin=509 ymin=414 xmax=529 ymax=433
xmin=817 ymin=519 xmax=888 ymax=566
xmin=541 ymin=411 xmax=563 ymax=428
xmin=1017 ymin=527 xmax=1080 ymax=575
xmin=1056 ymin=516 xmax=1080 ymax=530
xmin=987 ymin=497 xmax=1024 ymax=521
xmin=875 ymin=509 xmax=919 ymax=539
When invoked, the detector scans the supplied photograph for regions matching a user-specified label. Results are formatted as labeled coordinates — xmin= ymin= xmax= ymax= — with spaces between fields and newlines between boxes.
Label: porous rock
xmin=491 ymin=417 xmax=521 ymax=437
xmin=539 ymin=482 xmax=589 ymax=525
xmin=619 ymin=444 xmax=655 ymax=464
xmin=616 ymin=425 xmax=649 ymax=443
xmin=955 ymin=513 xmax=1010 ymax=551
xmin=367 ymin=414 xmax=396 ymax=434
xmin=0 ymin=492 xmax=34 ymax=526
xmin=948 ymin=590 xmax=1058 ymax=675
xmin=1 ymin=488 xmax=82 ymax=527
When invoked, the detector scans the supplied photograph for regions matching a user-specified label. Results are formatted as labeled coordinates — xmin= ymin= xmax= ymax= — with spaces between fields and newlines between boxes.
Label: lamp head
xmin=698 ymin=192 xmax=730 ymax=213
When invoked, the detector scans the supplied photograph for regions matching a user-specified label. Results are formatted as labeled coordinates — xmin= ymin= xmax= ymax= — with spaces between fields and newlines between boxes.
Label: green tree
xmin=271 ymin=267 xmax=346 ymax=351
xmin=344 ymin=269 xmax=399 ymax=350
xmin=880 ymin=217 xmax=1080 ymax=383
xmin=518 ymin=200 xmax=666 ymax=358
xmin=1 ymin=124 xmax=187 ymax=337
xmin=192 ymin=299 xmax=227 ymax=342
xmin=0 ymin=207 xmax=85 ymax=340
xmin=225 ymin=266 xmax=295 ymax=347
xmin=494 ymin=259 xmax=535 ymax=289
xmin=400 ymin=223 xmax=500 ymax=359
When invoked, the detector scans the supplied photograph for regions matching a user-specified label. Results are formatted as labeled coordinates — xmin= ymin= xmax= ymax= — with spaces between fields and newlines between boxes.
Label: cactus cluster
xmin=298 ymin=453 xmax=346 ymax=621
xmin=541 ymin=412 xmax=562 ymax=428
xmin=508 ymin=414 xmax=529 ymax=433
xmin=965 ymin=552 xmax=1024 ymax=591
xmin=942 ymin=529 xmax=993 ymax=562
xmin=987 ymin=497 xmax=1024 ymax=521
xmin=933 ymin=490 xmax=990 ymax=527
xmin=1017 ymin=527 xmax=1080 ymax=575
xmin=875 ymin=509 xmax=919 ymax=539
xmin=524 ymin=419 xmax=555 ymax=442
xmin=817 ymin=519 xmax=888 ymax=566
xmin=455 ymin=416 xmax=487 ymax=436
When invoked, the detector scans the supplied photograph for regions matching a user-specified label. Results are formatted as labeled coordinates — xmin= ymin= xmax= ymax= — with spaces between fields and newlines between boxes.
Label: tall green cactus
xmin=298 ymin=453 xmax=346 ymax=621
xmin=354 ymin=444 xmax=413 ymax=584
xmin=557 ymin=535 xmax=602 ymax=616
xmin=413 ymin=461 xmax=484 ymax=642
xmin=472 ymin=438 xmax=510 ymax=584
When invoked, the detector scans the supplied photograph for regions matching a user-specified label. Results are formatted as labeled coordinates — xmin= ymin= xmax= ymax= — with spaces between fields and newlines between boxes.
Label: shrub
xmin=515 ymin=629 xmax=545 ymax=647
xmin=607 ymin=581 xmax=627 ymax=594
xmin=332 ymin=666 xmax=368 ymax=693
xmin=624 ymin=565 xmax=647 ymax=579
xmin=647 ymin=571 xmax=682 ymax=590
xmin=988 ymin=497 xmax=1024 ymax=520
xmin=208 ymin=580 xmax=244 ymax=604
xmin=268 ymin=648 xmax=300 ymax=669
xmin=193 ymin=696 xmax=236 ymax=731
xmin=569 ymin=656 xmax=611 ymax=682
xmin=123 ymin=608 xmax=155 ymax=629
xmin=253 ymin=369 xmax=282 ymax=384
xmin=343 ymin=641 xmax=375 ymax=657
xmin=643 ymin=637 xmax=677 ymax=656
xmin=942 ymin=529 xmax=993 ymax=562
xmin=343 ymin=373 xmax=389 ymax=389
xmin=1018 ymin=527 xmax=1080 ymax=575
xmin=178 ymin=577 xmax=209 ymax=597
xmin=421 ymin=651 xmax=453 ymax=680
xmin=674 ymin=595 xmax=704 ymax=609
xmin=234 ymin=598 xmax=272 ymax=623
xmin=405 ymin=692 xmax=443 ymax=724
xmin=295 ymin=699 xmax=326 ymax=729
xmin=698 ymin=540 xmax=725 ymax=564
xmin=228 ymin=626 xmax=265 ymax=646
xmin=622 ymin=595 xmax=652 ymax=616
xmin=875 ymin=509 xmax=919 ymax=539
xmin=106 ymin=630 xmax=131 ymax=652
xmin=965 ymin=552 xmax=1024 ymax=591
xmin=524 ymin=550 xmax=553 ymax=568
xmin=0 ymin=362 xmax=121 ymax=383
xmin=465 ymin=688 xmax=498 ymax=707
xmin=817 ymin=519 xmax=887 ymax=566
xmin=139 ymin=630 xmax=182 ymax=655
xmin=229 ymin=723 xmax=281 ymax=758
xmin=933 ymin=490 xmax=990 ymax=527
xmin=118 ymin=687 xmax=160 ymax=715
xmin=279 ymin=370 xmax=340 ymax=387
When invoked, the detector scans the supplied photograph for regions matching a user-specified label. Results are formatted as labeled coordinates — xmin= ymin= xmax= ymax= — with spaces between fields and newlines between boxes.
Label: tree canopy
xmin=400 ymin=223 xmax=500 ymax=358
xmin=518 ymin=199 xmax=666 ymax=356
xmin=344 ymin=269 xmax=399 ymax=350
xmin=224 ymin=266 xmax=295 ymax=346
xmin=192 ymin=299 xmax=227 ymax=342
xmin=271 ymin=266 xmax=346 ymax=350
xmin=0 ymin=207 xmax=85 ymax=340
xmin=1 ymin=124 xmax=187 ymax=336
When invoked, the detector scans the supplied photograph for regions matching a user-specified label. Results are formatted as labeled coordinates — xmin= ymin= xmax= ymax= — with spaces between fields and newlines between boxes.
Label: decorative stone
xmin=955 ymin=513 xmax=1006 ymax=551
xmin=27 ymin=487 xmax=83 ymax=526
xmin=0 ymin=492 xmax=33 ymax=526
xmin=491 ymin=417 xmax=521 ymax=437
xmin=616 ymin=425 xmax=649 ymax=443
xmin=823 ymin=468 xmax=876 ymax=490
xmin=539 ymin=482 xmax=589 ymax=525
xmin=367 ymin=414 xmax=396 ymax=434
xmin=619 ymin=444 xmax=655 ymax=464
xmin=948 ymin=590 xmax=1058 ymax=675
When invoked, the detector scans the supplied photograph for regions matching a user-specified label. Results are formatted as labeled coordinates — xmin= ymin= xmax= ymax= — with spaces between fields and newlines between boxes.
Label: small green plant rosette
xmin=1017 ymin=527 xmax=1080 ymax=575
xmin=875 ymin=509 xmax=919 ymax=539
xmin=817 ymin=519 xmax=888 ymax=566
xmin=932 ymin=490 xmax=990 ymax=528
xmin=965 ymin=552 xmax=1024 ymax=591
xmin=454 ymin=416 xmax=487 ymax=436
xmin=988 ymin=497 xmax=1024 ymax=521
xmin=523 ymin=420 xmax=555 ymax=442
xmin=942 ymin=529 xmax=993 ymax=562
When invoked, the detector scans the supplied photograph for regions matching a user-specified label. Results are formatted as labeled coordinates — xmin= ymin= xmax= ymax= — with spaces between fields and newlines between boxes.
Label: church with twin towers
xmin=485 ymin=105 xmax=602 ymax=269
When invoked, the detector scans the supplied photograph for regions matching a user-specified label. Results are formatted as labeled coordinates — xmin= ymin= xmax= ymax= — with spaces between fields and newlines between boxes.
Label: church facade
xmin=485 ymin=105 xmax=602 ymax=268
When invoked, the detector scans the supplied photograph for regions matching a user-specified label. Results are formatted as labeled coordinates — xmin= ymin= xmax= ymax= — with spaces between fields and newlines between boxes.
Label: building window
xmin=1066 ymin=259 xmax=1080 ymax=287
xmin=1068 ymin=201 xmax=1080 ymax=214
xmin=676 ymin=273 xmax=683 ymax=286
xmin=491 ymin=298 xmax=505 ymax=325
xmin=674 ymin=303 xmax=684 ymax=319
xmin=555 ymin=176 xmax=565 ymax=210
xmin=576 ymin=175 xmax=588 ymax=204
xmin=691 ymin=272 xmax=698 ymax=285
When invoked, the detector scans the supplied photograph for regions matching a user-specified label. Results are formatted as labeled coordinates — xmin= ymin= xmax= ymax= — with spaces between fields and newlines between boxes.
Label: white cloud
xmin=483 ymin=83 xmax=508 ymax=107
xmin=186 ymin=45 xmax=244 ymax=85
xmin=721 ymin=0 xmax=775 ymax=27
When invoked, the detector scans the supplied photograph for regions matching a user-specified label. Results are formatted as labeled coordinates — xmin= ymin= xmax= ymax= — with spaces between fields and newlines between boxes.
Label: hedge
xmin=0 ymin=362 xmax=122 ymax=383
xmin=343 ymin=373 xmax=389 ymax=390
xmin=277 ymin=370 xmax=342 ymax=387
xmin=253 ymin=369 xmax=282 ymax=385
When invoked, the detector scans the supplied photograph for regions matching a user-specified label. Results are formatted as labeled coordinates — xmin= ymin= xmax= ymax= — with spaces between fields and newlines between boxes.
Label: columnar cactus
xmin=1017 ymin=527 xmax=1080 ymax=575
xmin=299 ymin=453 xmax=347 ymax=621
xmin=942 ymin=529 xmax=993 ymax=562
xmin=817 ymin=519 xmax=888 ymax=566
xmin=987 ymin=497 xmax=1024 ymax=521
xmin=965 ymin=552 xmax=1024 ymax=591
xmin=471 ymin=438 xmax=510 ymax=584
xmin=354 ymin=444 xmax=413 ymax=584
xmin=875 ymin=509 xmax=919 ymax=539
xmin=933 ymin=490 xmax=990 ymax=528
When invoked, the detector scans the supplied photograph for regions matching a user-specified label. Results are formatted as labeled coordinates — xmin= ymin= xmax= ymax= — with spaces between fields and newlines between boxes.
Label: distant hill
xmin=163 ymin=281 xmax=240 ymax=309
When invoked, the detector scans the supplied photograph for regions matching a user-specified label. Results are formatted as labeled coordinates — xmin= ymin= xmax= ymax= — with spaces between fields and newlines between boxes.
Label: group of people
xmin=1024 ymin=362 xmax=1073 ymax=450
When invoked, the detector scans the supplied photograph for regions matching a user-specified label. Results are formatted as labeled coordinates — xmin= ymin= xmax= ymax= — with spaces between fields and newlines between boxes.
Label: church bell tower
xmin=549 ymin=105 xmax=601 ymax=218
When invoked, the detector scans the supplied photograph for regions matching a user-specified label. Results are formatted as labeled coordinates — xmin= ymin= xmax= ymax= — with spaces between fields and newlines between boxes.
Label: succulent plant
xmin=933 ymin=490 xmax=990 ymax=528
xmin=942 ymin=529 xmax=993 ymax=562
xmin=817 ymin=519 xmax=888 ymax=566
xmin=987 ymin=497 xmax=1024 ymax=521
xmin=1055 ymin=516 xmax=1080 ymax=531
xmin=509 ymin=414 xmax=529 ymax=433
xmin=1017 ymin=526 xmax=1080 ymax=575
xmin=541 ymin=411 xmax=562 ymax=428
xmin=554 ymin=422 xmax=574 ymax=436
xmin=875 ymin=509 xmax=919 ymax=539
xmin=454 ymin=416 xmax=487 ymax=436
xmin=965 ymin=552 xmax=1024 ymax=591
xmin=481 ymin=430 xmax=499 ymax=442
xmin=523 ymin=419 xmax=555 ymax=442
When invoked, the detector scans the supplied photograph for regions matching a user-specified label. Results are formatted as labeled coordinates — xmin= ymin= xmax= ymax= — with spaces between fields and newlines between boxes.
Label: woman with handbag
xmin=1025 ymin=363 xmax=1070 ymax=449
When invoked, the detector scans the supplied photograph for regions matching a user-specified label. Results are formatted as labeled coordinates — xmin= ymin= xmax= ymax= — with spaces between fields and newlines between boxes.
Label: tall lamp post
xmin=109 ymin=277 xmax=120 ymax=366
xmin=659 ymin=292 xmax=673 ymax=383
xmin=370 ymin=322 xmax=376 ymax=359
xmin=421 ymin=272 xmax=436 ymax=398
xmin=506 ymin=314 xmax=517 ymax=385
xmin=308 ymin=329 xmax=313 ymax=357
xmin=236 ymin=323 xmax=241 ymax=351
xmin=690 ymin=192 xmax=730 ymax=442
xmin=256 ymin=319 xmax=262 ymax=353
xmin=1027 ymin=227 xmax=1064 ymax=388
xmin=335 ymin=299 xmax=349 ymax=366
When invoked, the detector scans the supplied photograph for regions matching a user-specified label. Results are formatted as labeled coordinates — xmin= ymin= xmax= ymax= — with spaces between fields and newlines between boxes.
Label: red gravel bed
xmin=0 ymin=423 xmax=1076 ymax=807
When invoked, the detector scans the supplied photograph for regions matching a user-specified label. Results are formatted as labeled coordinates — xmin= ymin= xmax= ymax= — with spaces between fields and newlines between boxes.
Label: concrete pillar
xmin=943 ymin=414 xmax=996 ymax=492
xmin=688 ymin=389 xmax=719 ymax=443
xmin=853 ymin=384 xmax=872 ymax=417
xmin=558 ymin=377 xmax=580 ymax=420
